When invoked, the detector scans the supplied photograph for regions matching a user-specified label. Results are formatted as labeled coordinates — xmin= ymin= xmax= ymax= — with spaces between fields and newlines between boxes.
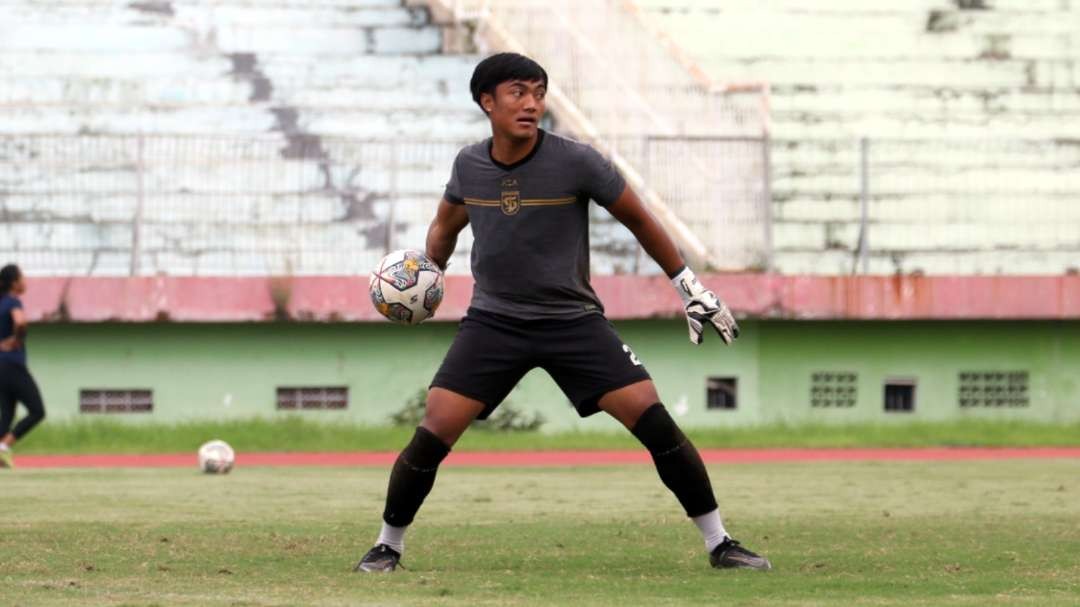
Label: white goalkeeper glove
xmin=671 ymin=267 xmax=739 ymax=345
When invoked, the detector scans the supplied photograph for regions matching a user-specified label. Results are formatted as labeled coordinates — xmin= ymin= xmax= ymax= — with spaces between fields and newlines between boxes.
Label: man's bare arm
xmin=605 ymin=185 xmax=685 ymax=277
xmin=425 ymin=199 xmax=470 ymax=270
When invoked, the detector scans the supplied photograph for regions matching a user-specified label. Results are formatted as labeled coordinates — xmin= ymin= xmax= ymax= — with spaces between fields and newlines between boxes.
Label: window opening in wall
xmin=706 ymin=377 xmax=737 ymax=410
xmin=884 ymin=379 xmax=916 ymax=413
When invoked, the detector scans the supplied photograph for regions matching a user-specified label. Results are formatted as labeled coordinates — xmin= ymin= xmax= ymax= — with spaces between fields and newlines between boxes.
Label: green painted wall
xmin=756 ymin=321 xmax=1080 ymax=424
xmin=21 ymin=320 xmax=1080 ymax=429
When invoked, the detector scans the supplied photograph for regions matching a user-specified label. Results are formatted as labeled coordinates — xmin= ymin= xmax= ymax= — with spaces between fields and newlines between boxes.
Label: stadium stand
xmin=2 ymin=0 xmax=1078 ymax=276
xmin=0 ymin=0 xmax=489 ymax=275
xmin=635 ymin=0 xmax=1080 ymax=274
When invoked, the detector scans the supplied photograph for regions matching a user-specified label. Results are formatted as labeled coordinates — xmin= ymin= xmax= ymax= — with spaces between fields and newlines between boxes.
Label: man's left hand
xmin=671 ymin=266 xmax=740 ymax=346
xmin=684 ymin=290 xmax=739 ymax=345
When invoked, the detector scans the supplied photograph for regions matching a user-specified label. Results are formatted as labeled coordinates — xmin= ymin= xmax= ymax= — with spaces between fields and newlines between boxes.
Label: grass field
xmin=2 ymin=460 xmax=1079 ymax=606
xmin=16 ymin=417 xmax=1080 ymax=454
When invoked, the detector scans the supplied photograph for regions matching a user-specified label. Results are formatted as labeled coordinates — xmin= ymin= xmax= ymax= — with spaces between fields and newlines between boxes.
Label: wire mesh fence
xmin=0 ymin=134 xmax=473 ymax=276
xmin=0 ymin=133 xmax=774 ymax=277
xmin=3 ymin=134 xmax=1078 ymax=276
xmin=770 ymin=137 xmax=1080 ymax=274
xmin=470 ymin=0 xmax=766 ymax=138
xmin=631 ymin=135 xmax=772 ymax=271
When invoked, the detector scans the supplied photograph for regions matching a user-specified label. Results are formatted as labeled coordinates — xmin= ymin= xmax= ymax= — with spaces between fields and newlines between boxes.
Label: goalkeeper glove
xmin=671 ymin=266 xmax=739 ymax=345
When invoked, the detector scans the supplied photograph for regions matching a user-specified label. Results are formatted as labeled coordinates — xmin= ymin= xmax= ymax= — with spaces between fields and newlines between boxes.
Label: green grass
xmin=14 ymin=417 xmax=1080 ymax=455
xmin=2 ymin=460 xmax=1079 ymax=606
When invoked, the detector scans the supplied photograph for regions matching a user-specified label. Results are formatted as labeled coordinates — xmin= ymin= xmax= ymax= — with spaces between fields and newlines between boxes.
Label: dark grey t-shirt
xmin=444 ymin=130 xmax=626 ymax=319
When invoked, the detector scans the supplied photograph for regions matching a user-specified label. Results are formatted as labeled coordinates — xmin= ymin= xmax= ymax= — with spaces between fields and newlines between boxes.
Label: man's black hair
xmin=469 ymin=53 xmax=548 ymax=114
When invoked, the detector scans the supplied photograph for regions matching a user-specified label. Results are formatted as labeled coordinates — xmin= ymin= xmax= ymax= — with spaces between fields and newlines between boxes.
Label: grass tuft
xmin=13 ymin=417 xmax=1080 ymax=454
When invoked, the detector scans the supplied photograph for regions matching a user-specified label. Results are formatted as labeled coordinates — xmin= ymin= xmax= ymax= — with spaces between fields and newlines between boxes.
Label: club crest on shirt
xmin=501 ymin=190 xmax=521 ymax=215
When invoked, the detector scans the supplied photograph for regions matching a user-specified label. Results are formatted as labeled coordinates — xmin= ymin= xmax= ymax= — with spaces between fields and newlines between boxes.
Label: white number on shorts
xmin=622 ymin=344 xmax=643 ymax=366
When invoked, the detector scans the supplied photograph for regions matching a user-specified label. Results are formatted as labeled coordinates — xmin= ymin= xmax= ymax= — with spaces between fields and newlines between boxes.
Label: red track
xmin=16 ymin=448 xmax=1080 ymax=469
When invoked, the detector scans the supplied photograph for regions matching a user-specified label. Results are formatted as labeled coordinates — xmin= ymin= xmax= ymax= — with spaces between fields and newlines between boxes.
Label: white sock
xmin=0 ymin=444 xmax=10 ymax=452
xmin=692 ymin=509 xmax=729 ymax=553
xmin=375 ymin=522 xmax=407 ymax=554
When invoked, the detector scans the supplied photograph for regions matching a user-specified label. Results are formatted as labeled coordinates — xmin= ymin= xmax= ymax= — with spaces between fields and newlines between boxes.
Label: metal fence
xmin=3 ymin=134 xmax=1079 ymax=277
xmin=0 ymin=134 xmax=473 ymax=276
xmin=432 ymin=0 xmax=771 ymax=270
xmin=770 ymin=137 xmax=1080 ymax=275
xmin=620 ymin=135 xmax=773 ymax=271
xmin=0 ymin=133 xmax=774 ymax=277
xmin=464 ymin=0 xmax=768 ymax=138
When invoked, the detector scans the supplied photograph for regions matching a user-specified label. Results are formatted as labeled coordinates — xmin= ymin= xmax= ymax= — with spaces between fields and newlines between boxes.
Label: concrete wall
xmin=25 ymin=318 xmax=1080 ymax=429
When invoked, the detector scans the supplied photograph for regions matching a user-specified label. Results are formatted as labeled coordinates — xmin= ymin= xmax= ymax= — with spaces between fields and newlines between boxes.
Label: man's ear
xmin=480 ymin=92 xmax=494 ymax=114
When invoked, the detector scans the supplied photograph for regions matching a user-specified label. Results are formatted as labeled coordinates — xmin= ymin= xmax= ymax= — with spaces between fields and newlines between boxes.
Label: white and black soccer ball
xmin=198 ymin=439 xmax=235 ymax=474
xmin=369 ymin=249 xmax=444 ymax=325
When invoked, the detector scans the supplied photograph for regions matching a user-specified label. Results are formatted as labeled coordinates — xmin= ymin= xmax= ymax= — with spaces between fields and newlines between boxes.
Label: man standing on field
xmin=356 ymin=53 xmax=771 ymax=573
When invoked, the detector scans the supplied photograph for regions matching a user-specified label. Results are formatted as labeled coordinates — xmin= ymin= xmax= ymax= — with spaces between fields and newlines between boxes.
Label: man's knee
xmin=419 ymin=388 xmax=485 ymax=446
xmin=598 ymin=380 xmax=661 ymax=429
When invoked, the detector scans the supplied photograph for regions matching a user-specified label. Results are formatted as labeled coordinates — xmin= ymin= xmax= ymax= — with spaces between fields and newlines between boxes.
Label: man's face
xmin=481 ymin=79 xmax=546 ymax=140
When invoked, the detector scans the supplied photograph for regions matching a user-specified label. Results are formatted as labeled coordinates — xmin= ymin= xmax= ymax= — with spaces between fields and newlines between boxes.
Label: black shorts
xmin=430 ymin=308 xmax=651 ymax=419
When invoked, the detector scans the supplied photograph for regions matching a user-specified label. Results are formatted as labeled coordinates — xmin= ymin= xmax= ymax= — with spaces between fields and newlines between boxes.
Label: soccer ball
xmin=198 ymin=439 xmax=235 ymax=474
xmin=369 ymin=249 xmax=444 ymax=325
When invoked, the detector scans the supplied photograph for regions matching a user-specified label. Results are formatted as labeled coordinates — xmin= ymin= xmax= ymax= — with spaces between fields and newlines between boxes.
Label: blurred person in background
xmin=0 ymin=264 xmax=46 ymax=469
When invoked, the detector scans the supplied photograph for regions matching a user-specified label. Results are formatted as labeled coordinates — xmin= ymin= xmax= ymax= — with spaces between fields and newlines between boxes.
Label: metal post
xmin=130 ymin=133 xmax=145 ymax=276
xmin=761 ymin=134 xmax=774 ymax=272
xmin=634 ymin=136 xmax=651 ymax=274
xmin=853 ymin=136 xmax=870 ymax=275
xmin=386 ymin=141 xmax=398 ymax=254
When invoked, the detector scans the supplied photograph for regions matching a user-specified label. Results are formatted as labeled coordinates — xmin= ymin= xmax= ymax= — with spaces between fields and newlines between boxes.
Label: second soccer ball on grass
xmin=198 ymin=439 xmax=235 ymax=474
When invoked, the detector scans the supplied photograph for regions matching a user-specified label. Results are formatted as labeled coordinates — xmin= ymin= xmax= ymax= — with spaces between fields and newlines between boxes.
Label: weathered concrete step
xmin=773 ymin=220 xmax=1080 ymax=252
xmin=0 ymin=77 xmax=475 ymax=111
xmin=0 ymin=24 xmax=443 ymax=55
xmin=773 ymin=194 xmax=1080 ymax=224
xmin=772 ymin=249 xmax=1080 ymax=275
xmin=0 ymin=106 xmax=488 ymax=139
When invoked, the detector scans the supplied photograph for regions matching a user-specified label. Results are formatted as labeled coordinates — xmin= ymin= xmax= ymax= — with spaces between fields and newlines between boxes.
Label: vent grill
xmin=958 ymin=371 xmax=1029 ymax=408
xmin=810 ymin=372 xmax=857 ymax=408
xmin=80 ymin=389 xmax=153 ymax=414
xmin=277 ymin=386 xmax=348 ymax=410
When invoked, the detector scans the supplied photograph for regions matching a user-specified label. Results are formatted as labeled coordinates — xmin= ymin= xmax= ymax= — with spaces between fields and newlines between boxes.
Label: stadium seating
xmin=0 ymin=0 xmax=489 ymax=275
xmin=638 ymin=0 xmax=1080 ymax=273
xmin=0 ymin=0 xmax=650 ymax=276
xmin=4 ymin=0 xmax=1078 ymax=275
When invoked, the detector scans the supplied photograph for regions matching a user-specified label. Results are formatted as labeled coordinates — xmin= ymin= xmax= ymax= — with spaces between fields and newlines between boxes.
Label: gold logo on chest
xmin=500 ymin=177 xmax=521 ymax=215
xmin=501 ymin=191 xmax=521 ymax=215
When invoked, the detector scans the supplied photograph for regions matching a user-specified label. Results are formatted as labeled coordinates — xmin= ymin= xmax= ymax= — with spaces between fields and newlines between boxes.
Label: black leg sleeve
xmin=631 ymin=403 xmax=718 ymax=517
xmin=382 ymin=426 xmax=452 ymax=527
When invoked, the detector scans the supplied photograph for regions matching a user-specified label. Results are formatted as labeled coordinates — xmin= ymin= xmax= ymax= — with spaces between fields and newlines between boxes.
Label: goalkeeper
xmin=356 ymin=53 xmax=771 ymax=573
